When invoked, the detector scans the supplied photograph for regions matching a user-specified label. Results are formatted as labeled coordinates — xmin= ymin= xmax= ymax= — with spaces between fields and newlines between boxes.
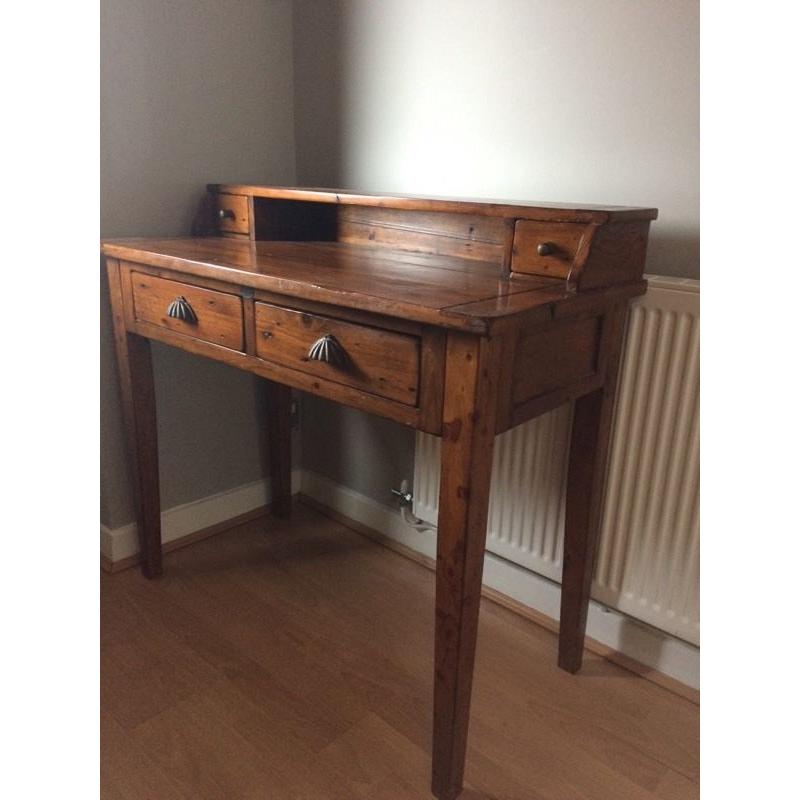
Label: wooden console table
xmin=103 ymin=185 xmax=656 ymax=800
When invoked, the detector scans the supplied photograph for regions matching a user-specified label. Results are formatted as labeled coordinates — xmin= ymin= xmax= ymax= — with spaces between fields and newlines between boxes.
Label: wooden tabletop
xmin=101 ymin=237 xmax=594 ymax=332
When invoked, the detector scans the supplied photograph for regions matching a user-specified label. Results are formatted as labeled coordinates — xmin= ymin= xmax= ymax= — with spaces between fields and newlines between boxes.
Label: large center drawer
xmin=254 ymin=302 xmax=420 ymax=406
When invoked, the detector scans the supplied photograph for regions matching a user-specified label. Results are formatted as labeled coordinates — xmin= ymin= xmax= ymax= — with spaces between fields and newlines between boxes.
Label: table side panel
xmin=497 ymin=302 xmax=626 ymax=432
xmin=511 ymin=315 xmax=602 ymax=403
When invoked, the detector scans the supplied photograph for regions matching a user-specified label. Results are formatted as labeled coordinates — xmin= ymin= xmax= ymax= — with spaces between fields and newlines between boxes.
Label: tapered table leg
xmin=432 ymin=333 xmax=500 ymax=800
xmin=558 ymin=305 xmax=627 ymax=672
xmin=265 ymin=379 xmax=292 ymax=518
xmin=106 ymin=259 xmax=162 ymax=578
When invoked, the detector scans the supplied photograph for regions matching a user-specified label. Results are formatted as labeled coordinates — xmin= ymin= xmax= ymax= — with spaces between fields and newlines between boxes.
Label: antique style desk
xmin=103 ymin=185 xmax=656 ymax=800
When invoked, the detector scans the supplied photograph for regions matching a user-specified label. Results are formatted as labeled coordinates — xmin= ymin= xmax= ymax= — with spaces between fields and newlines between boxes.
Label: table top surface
xmin=102 ymin=236 xmax=584 ymax=331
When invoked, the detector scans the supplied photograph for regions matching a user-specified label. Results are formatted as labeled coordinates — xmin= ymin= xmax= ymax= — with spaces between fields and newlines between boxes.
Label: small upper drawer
xmin=511 ymin=220 xmax=591 ymax=279
xmin=214 ymin=193 xmax=250 ymax=235
xmin=255 ymin=302 xmax=420 ymax=406
xmin=130 ymin=272 xmax=244 ymax=351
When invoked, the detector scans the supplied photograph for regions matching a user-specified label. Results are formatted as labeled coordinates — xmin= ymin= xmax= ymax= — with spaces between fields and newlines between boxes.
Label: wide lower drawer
xmin=130 ymin=272 xmax=244 ymax=351
xmin=254 ymin=302 xmax=420 ymax=405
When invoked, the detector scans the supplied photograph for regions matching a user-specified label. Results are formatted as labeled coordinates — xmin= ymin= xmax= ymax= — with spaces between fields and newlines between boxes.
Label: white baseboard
xmin=299 ymin=469 xmax=700 ymax=692
xmin=100 ymin=470 xmax=303 ymax=563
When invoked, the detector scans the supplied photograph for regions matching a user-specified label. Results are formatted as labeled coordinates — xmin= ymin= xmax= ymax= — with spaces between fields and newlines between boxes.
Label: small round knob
xmin=537 ymin=242 xmax=556 ymax=257
xmin=218 ymin=208 xmax=235 ymax=220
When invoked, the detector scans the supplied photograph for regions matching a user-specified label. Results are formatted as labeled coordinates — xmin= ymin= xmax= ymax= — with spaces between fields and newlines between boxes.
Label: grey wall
xmin=293 ymin=0 xmax=699 ymax=505
xmin=101 ymin=0 xmax=296 ymax=528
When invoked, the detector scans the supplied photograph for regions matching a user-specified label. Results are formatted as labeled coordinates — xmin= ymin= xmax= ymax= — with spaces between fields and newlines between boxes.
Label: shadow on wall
xmin=643 ymin=231 xmax=700 ymax=283
xmin=300 ymin=394 xmax=416 ymax=506
xmin=292 ymin=2 xmax=346 ymax=189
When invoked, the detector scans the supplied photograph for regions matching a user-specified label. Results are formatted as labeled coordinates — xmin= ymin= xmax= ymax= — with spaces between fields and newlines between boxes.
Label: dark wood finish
xmin=253 ymin=286 xmax=429 ymax=338
xmin=558 ymin=304 xmax=628 ymax=673
xmin=128 ymin=269 xmax=244 ymax=351
xmin=103 ymin=185 xmax=656 ymax=800
xmin=511 ymin=314 xmax=602 ymax=403
xmin=441 ymin=278 xmax=646 ymax=332
xmin=432 ymin=332 xmax=501 ymax=800
xmin=214 ymin=192 xmax=250 ymax=235
xmin=126 ymin=313 xmax=427 ymax=431
xmin=264 ymin=380 xmax=292 ymax=518
xmin=254 ymin=302 xmax=421 ymax=406
xmin=210 ymin=182 xmax=658 ymax=222
xmin=241 ymin=286 xmax=257 ymax=354
xmin=102 ymin=238 xmax=559 ymax=333
xmin=511 ymin=219 xmax=594 ymax=279
xmin=107 ymin=258 xmax=162 ymax=578
xmin=121 ymin=259 xmax=250 ymax=300
xmin=577 ymin=220 xmax=653 ymax=290
xmin=337 ymin=205 xmax=511 ymax=265
xmin=418 ymin=328 xmax=447 ymax=434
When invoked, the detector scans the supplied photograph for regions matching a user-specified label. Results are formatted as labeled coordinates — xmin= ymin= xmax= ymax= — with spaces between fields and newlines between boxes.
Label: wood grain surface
xmin=129 ymin=269 xmax=244 ymax=351
xmin=209 ymin=183 xmax=659 ymax=222
xmin=102 ymin=238 xmax=560 ymax=332
xmin=255 ymin=301 xmax=421 ymax=405
xmin=214 ymin=193 xmax=250 ymax=235
xmin=433 ymin=333 xmax=503 ymax=799
xmin=106 ymin=258 xmax=163 ymax=578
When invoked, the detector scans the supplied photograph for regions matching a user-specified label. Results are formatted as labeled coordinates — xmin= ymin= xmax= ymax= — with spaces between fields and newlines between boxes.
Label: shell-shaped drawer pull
xmin=307 ymin=334 xmax=348 ymax=367
xmin=166 ymin=296 xmax=198 ymax=324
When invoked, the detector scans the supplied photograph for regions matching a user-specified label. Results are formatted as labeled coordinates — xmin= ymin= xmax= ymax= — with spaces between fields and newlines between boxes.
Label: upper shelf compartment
xmin=197 ymin=184 xmax=657 ymax=289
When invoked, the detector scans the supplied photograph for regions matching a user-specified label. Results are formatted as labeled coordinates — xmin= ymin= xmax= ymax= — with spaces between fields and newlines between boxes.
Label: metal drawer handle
xmin=537 ymin=242 xmax=556 ymax=257
xmin=218 ymin=208 xmax=235 ymax=220
xmin=307 ymin=334 xmax=348 ymax=367
xmin=166 ymin=296 xmax=198 ymax=324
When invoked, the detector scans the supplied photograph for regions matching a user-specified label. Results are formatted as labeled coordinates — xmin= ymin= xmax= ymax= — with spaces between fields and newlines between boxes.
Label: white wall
xmin=101 ymin=0 xmax=297 ymax=528
xmin=294 ymin=0 xmax=698 ymax=279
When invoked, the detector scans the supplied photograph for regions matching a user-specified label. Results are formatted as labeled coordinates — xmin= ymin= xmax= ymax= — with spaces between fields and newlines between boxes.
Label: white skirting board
xmin=99 ymin=470 xmax=303 ymax=563
xmin=299 ymin=470 xmax=699 ymax=691
xmin=100 ymin=468 xmax=699 ymax=691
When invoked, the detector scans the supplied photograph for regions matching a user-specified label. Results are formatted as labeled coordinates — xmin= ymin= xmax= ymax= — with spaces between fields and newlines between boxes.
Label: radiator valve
xmin=391 ymin=479 xmax=436 ymax=533
xmin=391 ymin=479 xmax=414 ymax=507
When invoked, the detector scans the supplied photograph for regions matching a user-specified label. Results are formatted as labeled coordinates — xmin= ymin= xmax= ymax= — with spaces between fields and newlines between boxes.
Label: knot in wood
xmin=442 ymin=419 xmax=463 ymax=442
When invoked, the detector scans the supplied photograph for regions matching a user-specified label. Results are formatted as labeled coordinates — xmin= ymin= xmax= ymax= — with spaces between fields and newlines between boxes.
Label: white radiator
xmin=413 ymin=276 xmax=700 ymax=645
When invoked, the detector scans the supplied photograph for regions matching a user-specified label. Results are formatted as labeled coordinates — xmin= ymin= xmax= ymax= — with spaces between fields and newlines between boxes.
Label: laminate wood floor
xmin=101 ymin=502 xmax=699 ymax=800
